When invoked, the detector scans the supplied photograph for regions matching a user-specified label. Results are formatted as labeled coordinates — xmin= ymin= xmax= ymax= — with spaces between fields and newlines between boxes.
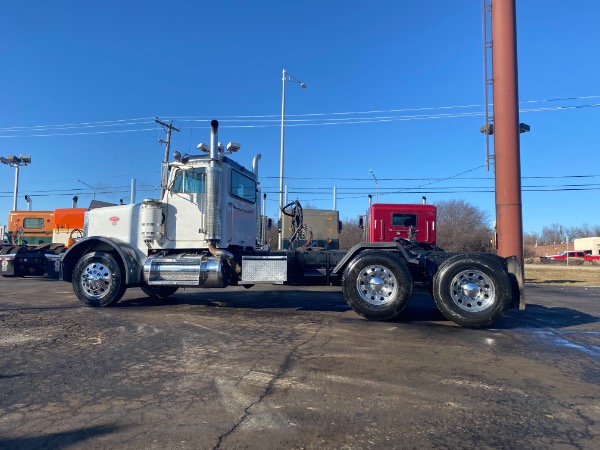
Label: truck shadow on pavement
xmin=0 ymin=424 xmax=122 ymax=450
xmin=494 ymin=304 xmax=599 ymax=330
xmin=118 ymin=289 xmax=451 ymax=324
xmin=118 ymin=287 xmax=352 ymax=312
xmin=117 ymin=287 xmax=600 ymax=330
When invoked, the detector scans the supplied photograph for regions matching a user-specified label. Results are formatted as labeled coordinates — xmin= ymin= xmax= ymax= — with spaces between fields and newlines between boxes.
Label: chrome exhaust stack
xmin=206 ymin=120 xmax=222 ymax=241
xmin=252 ymin=154 xmax=261 ymax=178
xmin=204 ymin=120 xmax=239 ymax=276
xmin=252 ymin=154 xmax=262 ymax=246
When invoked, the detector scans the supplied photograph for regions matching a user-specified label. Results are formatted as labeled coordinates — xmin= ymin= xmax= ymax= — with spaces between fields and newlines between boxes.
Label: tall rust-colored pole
xmin=491 ymin=0 xmax=523 ymax=268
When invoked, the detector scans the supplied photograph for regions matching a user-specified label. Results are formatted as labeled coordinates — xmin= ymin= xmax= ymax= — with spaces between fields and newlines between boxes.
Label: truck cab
xmin=82 ymin=153 xmax=260 ymax=254
xmin=364 ymin=203 xmax=436 ymax=245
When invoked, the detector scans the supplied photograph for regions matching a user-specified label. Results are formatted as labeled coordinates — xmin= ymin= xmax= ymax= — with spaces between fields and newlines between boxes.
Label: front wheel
xmin=342 ymin=251 xmax=413 ymax=321
xmin=72 ymin=252 xmax=126 ymax=307
xmin=432 ymin=256 xmax=511 ymax=328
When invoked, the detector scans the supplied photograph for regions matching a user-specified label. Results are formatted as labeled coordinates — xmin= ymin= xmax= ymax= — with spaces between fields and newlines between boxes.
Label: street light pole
xmin=13 ymin=165 xmax=20 ymax=211
xmin=369 ymin=169 xmax=379 ymax=203
xmin=279 ymin=68 xmax=307 ymax=249
xmin=77 ymin=179 xmax=96 ymax=200
xmin=1 ymin=154 xmax=31 ymax=211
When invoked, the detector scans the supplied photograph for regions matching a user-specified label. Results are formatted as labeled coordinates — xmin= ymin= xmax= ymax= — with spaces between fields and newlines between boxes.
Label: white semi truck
xmin=60 ymin=120 xmax=524 ymax=328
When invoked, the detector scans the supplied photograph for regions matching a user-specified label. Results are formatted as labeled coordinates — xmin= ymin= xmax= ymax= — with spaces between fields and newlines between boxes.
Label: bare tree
xmin=523 ymin=231 xmax=539 ymax=246
xmin=566 ymin=224 xmax=600 ymax=239
xmin=339 ymin=217 xmax=364 ymax=250
xmin=539 ymin=223 xmax=566 ymax=245
xmin=523 ymin=231 xmax=539 ymax=258
xmin=436 ymin=199 xmax=493 ymax=252
xmin=264 ymin=217 xmax=280 ymax=249
xmin=300 ymin=202 xmax=317 ymax=210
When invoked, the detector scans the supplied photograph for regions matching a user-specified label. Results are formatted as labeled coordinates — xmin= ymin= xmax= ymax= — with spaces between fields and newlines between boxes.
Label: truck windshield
xmin=172 ymin=167 xmax=206 ymax=194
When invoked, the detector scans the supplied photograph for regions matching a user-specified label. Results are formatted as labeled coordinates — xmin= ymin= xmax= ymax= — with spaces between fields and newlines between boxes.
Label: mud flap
xmin=506 ymin=256 xmax=525 ymax=310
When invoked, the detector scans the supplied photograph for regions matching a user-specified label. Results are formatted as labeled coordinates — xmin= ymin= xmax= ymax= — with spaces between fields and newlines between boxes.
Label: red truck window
xmin=392 ymin=214 xmax=417 ymax=227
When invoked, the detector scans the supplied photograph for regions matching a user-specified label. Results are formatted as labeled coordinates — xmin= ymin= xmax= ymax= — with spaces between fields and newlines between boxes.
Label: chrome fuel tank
xmin=143 ymin=254 xmax=226 ymax=287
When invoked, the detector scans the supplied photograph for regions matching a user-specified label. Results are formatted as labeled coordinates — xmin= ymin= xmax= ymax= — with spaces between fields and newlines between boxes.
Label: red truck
xmin=360 ymin=203 xmax=437 ymax=246
xmin=543 ymin=251 xmax=600 ymax=261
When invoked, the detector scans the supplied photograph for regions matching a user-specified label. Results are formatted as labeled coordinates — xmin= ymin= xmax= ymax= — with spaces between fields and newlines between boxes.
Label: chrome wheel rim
xmin=450 ymin=269 xmax=495 ymax=312
xmin=80 ymin=261 xmax=113 ymax=300
xmin=356 ymin=264 xmax=398 ymax=306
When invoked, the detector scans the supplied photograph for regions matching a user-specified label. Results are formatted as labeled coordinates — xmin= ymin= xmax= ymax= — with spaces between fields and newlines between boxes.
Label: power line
xmin=1 ymin=96 xmax=598 ymax=138
xmin=261 ymin=185 xmax=600 ymax=203
xmin=263 ymin=173 xmax=600 ymax=181
xmin=167 ymin=95 xmax=600 ymax=120
xmin=6 ymin=183 xmax=600 ymax=200
xmin=0 ymin=127 xmax=158 ymax=139
xmin=0 ymin=118 xmax=154 ymax=133
xmin=179 ymin=104 xmax=600 ymax=130
xmin=0 ymin=187 xmax=159 ymax=199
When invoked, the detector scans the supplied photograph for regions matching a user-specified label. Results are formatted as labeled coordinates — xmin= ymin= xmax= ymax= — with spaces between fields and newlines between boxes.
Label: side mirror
xmin=358 ymin=215 xmax=364 ymax=229
xmin=338 ymin=221 xmax=343 ymax=233
xmin=266 ymin=218 xmax=273 ymax=230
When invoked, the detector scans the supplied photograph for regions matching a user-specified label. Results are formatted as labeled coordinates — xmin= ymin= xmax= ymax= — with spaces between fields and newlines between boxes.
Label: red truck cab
xmin=363 ymin=203 xmax=437 ymax=245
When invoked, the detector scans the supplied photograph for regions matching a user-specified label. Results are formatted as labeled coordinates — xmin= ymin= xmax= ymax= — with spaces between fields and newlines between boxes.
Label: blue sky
xmin=1 ymin=0 xmax=598 ymax=234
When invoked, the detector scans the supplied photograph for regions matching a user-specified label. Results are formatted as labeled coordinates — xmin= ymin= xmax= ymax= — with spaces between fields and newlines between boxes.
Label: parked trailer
xmin=60 ymin=120 xmax=524 ymax=328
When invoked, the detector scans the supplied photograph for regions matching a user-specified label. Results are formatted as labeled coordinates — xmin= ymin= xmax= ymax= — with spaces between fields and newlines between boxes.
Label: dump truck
xmin=60 ymin=120 xmax=523 ymax=328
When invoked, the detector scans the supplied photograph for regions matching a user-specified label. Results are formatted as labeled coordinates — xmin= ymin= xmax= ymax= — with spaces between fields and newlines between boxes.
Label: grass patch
xmin=525 ymin=264 xmax=600 ymax=286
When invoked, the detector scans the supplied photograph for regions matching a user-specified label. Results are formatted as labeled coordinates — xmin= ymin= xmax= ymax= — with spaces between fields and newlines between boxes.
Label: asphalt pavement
xmin=0 ymin=277 xmax=599 ymax=449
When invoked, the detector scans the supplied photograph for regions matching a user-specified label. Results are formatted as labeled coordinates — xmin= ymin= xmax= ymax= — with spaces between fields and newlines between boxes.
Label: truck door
xmin=165 ymin=166 xmax=207 ymax=244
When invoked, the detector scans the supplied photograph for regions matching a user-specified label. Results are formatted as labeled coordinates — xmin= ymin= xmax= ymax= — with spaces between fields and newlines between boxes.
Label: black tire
xmin=342 ymin=251 xmax=413 ymax=321
xmin=432 ymin=256 xmax=511 ymax=328
xmin=141 ymin=285 xmax=179 ymax=299
xmin=72 ymin=252 xmax=126 ymax=307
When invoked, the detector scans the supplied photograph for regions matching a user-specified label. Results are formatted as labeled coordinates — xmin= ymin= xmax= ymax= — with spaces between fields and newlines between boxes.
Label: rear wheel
xmin=342 ymin=251 xmax=413 ymax=321
xmin=141 ymin=285 xmax=179 ymax=299
xmin=72 ymin=252 xmax=125 ymax=307
xmin=433 ymin=256 xmax=511 ymax=328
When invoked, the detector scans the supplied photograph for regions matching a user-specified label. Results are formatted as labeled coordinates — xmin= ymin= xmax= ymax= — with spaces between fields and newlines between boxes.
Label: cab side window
xmin=231 ymin=170 xmax=256 ymax=203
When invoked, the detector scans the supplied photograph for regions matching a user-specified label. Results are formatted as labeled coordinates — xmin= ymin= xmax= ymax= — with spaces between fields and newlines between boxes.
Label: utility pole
xmin=156 ymin=118 xmax=180 ymax=199
xmin=491 ymin=0 xmax=523 ymax=268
